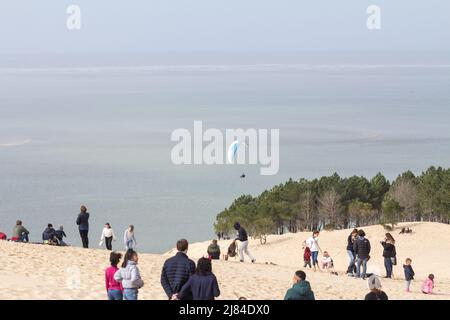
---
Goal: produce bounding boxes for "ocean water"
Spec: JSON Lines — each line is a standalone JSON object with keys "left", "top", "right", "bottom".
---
{"left": 1, "top": 64, "right": 450, "bottom": 252}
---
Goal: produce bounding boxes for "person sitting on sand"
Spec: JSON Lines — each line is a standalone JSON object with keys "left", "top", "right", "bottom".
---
{"left": 161, "top": 239, "right": 196, "bottom": 300}
{"left": 399, "top": 228, "right": 406, "bottom": 235}
{"left": 284, "top": 270, "right": 315, "bottom": 300}
{"left": 175, "top": 257, "right": 220, "bottom": 300}
{"left": 124, "top": 225, "right": 137, "bottom": 250}
{"left": 320, "top": 251, "right": 333, "bottom": 270}
{"left": 306, "top": 231, "right": 321, "bottom": 272}
{"left": 55, "top": 226, "right": 67, "bottom": 246}
{"left": 12, "top": 220, "right": 29, "bottom": 242}
{"left": 105, "top": 251, "right": 123, "bottom": 300}
{"left": 42, "top": 223, "right": 57, "bottom": 245}
{"left": 303, "top": 246, "right": 312, "bottom": 268}
{"left": 232, "top": 222, "right": 256, "bottom": 263}
{"left": 114, "top": 249, "right": 144, "bottom": 300}
{"left": 403, "top": 258, "right": 415, "bottom": 293}
{"left": 207, "top": 239, "right": 221, "bottom": 260}
{"left": 364, "top": 275, "right": 388, "bottom": 300}
{"left": 100, "top": 223, "right": 116, "bottom": 251}
{"left": 422, "top": 274, "right": 434, "bottom": 294}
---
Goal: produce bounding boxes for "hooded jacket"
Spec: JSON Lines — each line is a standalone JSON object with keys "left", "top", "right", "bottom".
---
{"left": 353, "top": 236, "right": 371, "bottom": 259}
{"left": 114, "top": 261, "right": 144, "bottom": 290}
{"left": 403, "top": 264, "right": 415, "bottom": 281}
{"left": 42, "top": 227, "right": 56, "bottom": 241}
{"left": 284, "top": 280, "right": 315, "bottom": 300}
{"left": 234, "top": 223, "right": 248, "bottom": 242}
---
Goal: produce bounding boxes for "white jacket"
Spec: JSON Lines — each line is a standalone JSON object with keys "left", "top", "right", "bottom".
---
{"left": 114, "top": 261, "right": 144, "bottom": 289}
{"left": 100, "top": 227, "right": 116, "bottom": 241}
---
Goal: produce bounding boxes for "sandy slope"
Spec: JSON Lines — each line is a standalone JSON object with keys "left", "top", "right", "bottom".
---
{"left": 0, "top": 222, "right": 448, "bottom": 300}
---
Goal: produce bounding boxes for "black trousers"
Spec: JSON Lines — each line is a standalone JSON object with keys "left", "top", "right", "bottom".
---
{"left": 79, "top": 229, "right": 89, "bottom": 248}
{"left": 105, "top": 236, "right": 113, "bottom": 251}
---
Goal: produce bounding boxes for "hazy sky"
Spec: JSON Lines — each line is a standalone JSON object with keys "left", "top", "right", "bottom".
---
{"left": 0, "top": 0, "right": 449, "bottom": 55}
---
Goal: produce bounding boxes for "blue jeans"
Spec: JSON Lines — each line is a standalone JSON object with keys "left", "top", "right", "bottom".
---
{"left": 108, "top": 289, "right": 123, "bottom": 300}
{"left": 123, "top": 288, "right": 138, "bottom": 300}
{"left": 347, "top": 250, "right": 355, "bottom": 273}
{"left": 384, "top": 257, "right": 393, "bottom": 278}
{"left": 311, "top": 251, "right": 319, "bottom": 266}
{"left": 356, "top": 257, "right": 368, "bottom": 278}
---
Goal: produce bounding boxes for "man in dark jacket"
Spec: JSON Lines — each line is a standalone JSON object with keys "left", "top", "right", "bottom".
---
{"left": 161, "top": 239, "right": 196, "bottom": 300}
{"left": 233, "top": 222, "right": 256, "bottom": 263}
{"left": 353, "top": 229, "right": 371, "bottom": 279}
{"left": 42, "top": 224, "right": 57, "bottom": 243}
{"left": 284, "top": 270, "right": 315, "bottom": 300}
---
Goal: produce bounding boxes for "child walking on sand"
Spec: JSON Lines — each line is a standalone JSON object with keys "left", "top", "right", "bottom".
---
{"left": 403, "top": 258, "right": 415, "bottom": 293}
{"left": 422, "top": 274, "right": 435, "bottom": 294}
{"left": 105, "top": 251, "right": 123, "bottom": 300}
{"left": 303, "top": 246, "right": 312, "bottom": 268}
{"left": 114, "top": 249, "right": 144, "bottom": 300}
{"left": 124, "top": 225, "right": 137, "bottom": 250}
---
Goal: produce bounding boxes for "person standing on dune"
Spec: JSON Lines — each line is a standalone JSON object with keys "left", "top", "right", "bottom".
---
{"left": 232, "top": 222, "right": 256, "bottom": 263}
{"left": 306, "top": 231, "right": 321, "bottom": 271}
{"left": 76, "top": 205, "right": 90, "bottom": 248}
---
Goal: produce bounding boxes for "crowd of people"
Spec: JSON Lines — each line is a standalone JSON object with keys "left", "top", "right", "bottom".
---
{"left": 0, "top": 207, "right": 437, "bottom": 300}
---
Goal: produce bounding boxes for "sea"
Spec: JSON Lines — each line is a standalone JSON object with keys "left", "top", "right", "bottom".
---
{"left": 1, "top": 56, "right": 449, "bottom": 252}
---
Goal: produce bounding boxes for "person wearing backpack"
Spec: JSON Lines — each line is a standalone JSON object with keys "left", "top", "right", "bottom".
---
{"left": 76, "top": 205, "right": 90, "bottom": 248}
{"left": 232, "top": 222, "right": 256, "bottom": 263}
{"left": 161, "top": 239, "right": 196, "bottom": 300}
{"left": 353, "top": 229, "right": 371, "bottom": 280}
{"left": 381, "top": 233, "right": 396, "bottom": 279}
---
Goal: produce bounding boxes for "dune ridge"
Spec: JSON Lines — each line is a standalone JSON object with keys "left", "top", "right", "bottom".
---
{"left": 0, "top": 222, "right": 448, "bottom": 300}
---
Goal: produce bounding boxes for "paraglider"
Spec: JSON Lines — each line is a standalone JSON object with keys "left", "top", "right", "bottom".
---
{"left": 240, "top": 173, "right": 246, "bottom": 178}
{"left": 227, "top": 140, "right": 240, "bottom": 163}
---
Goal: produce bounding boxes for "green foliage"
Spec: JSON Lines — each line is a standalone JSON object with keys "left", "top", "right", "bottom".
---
{"left": 214, "top": 167, "right": 450, "bottom": 241}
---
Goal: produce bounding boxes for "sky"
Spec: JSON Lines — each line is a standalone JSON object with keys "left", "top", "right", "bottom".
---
{"left": 0, "top": 1, "right": 449, "bottom": 65}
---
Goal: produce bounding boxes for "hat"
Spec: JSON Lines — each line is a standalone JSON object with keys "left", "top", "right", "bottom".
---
{"left": 368, "top": 275, "right": 382, "bottom": 290}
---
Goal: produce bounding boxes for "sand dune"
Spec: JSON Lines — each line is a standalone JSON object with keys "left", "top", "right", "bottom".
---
{"left": 0, "top": 222, "right": 448, "bottom": 300}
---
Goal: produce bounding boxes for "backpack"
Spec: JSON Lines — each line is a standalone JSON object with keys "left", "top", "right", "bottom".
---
{"left": 0, "top": 232, "right": 6, "bottom": 240}
{"left": 227, "top": 241, "right": 238, "bottom": 258}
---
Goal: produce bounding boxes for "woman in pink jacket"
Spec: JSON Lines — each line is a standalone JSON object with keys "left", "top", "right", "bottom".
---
{"left": 422, "top": 274, "right": 435, "bottom": 294}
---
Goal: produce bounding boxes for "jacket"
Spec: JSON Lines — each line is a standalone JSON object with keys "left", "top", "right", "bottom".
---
{"left": 353, "top": 236, "right": 371, "bottom": 259}
{"left": 381, "top": 241, "right": 396, "bottom": 258}
{"left": 346, "top": 235, "right": 355, "bottom": 252}
{"left": 403, "top": 265, "right": 415, "bottom": 281}
{"left": 12, "top": 225, "right": 29, "bottom": 238}
{"left": 114, "top": 261, "right": 144, "bottom": 289}
{"left": 76, "top": 212, "right": 90, "bottom": 231}
{"left": 105, "top": 266, "right": 123, "bottom": 292}
{"left": 207, "top": 244, "right": 221, "bottom": 259}
{"left": 303, "top": 248, "right": 311, "bottom": 261}
{"left": 42, "top": 227, "right": 56, "bottom": 241}
{"left": 235, "top": 226, "right": 248, "bottom": 242}
{"left": 161, "top": 252, "right": 196, "bottom": 298}
{"left": 284, "top": 280, "right": 315, "bottom": 300}
{"left": 422, "top": 278, "right": 434, "bottom": 294}
{"left": 178, "top": 272, "right": 220, "bottom": 300}
{"left": 124, "top": 230, "right": 137, "bottom": 249}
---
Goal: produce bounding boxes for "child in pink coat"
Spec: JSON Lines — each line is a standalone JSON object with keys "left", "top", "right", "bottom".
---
{"left": 422, "top": 274, "right": 434, "bottom": 294}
